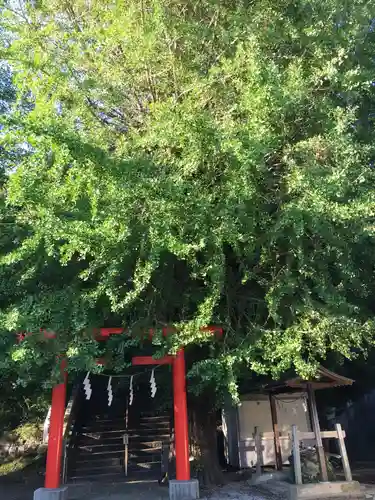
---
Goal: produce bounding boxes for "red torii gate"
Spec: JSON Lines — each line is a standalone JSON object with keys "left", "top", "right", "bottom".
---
{"left": 43, "top": 325, "right": 223, "bottom": 492}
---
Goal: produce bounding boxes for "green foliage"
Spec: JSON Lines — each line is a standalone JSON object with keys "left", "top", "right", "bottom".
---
{"left": 0, "top": 456, "right": 34, "bottom": 476}
{"left": 0, "top": 0, "right": 374, "bottom": 401}
{"left": 9, "top": 423, "right": 43, "bottom": 445}
{"left": 0, "top": 364, "right": 50, "bottom": 429}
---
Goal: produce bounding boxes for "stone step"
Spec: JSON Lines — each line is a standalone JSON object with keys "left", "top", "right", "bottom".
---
{"left": 73, "top": 457, "right": 161, "bottom": 470}
{"left": 87, "top": 415, "right": 170, "bottom": 422}
{"left": 78, "top": 434, "right": 121, "bottom": 444}
{"left": 69, "top": 462, "right": 161, "bottom": 479}
{"left": 68, "top": 468, "right": 161, "bottom": 482}
{"left": 68, "top": 471, "right": 125, "bottom": 482}
{"left": 77, "top": 442, "right": 124, "bottom": 452}
{"left": 74, "top": 449, "right": 124, "bottom": 458}
{"left": 90, "top": 416, "right": 126, "bottom": 422}
{"left": 139, "top": 423, "right": 170, "bottom": 427}
{"left": 77, "top": 441, "right": 164, "bottom": 452}
{"left": 68, "top": 406, "right": 170, "bottom": 484}
{"left": 84, "top": 417, "right": 169, "bottom": 425}
{"left": 75, "top": 449, "right": 161, "bottom": 463}
{"left": 81, "top": 424, "right": 169, "bottom": 433}
{"left": 88, "top": 413, "right": 126, "bottom": 420}
{"left": 78, "top": 437, "right": 168, "bottom": 450}
{"left": 130, "top": 432, "right": 170, "bottom": 439}
{"left": 80, "top": 428, "right": 169, "bottom": 437}
{"left": 128, "top": 442, "right": 164, "bottom": 451}
{"left": 73, "top": 457, "right": 123, "bottom": 469}
{"left": 78, "top": 435, "right": 165, "bottom": 448}
{"left": 82, "top": 421, "right": 126, "bottom": 428}
{"left": 137, "top": 416, "right": 167, "bottom": 421}
{"left": 139, "top": 415, "right": 170, "bottom": 421}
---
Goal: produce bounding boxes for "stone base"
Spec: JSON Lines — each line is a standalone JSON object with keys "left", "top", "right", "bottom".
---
{"left": 288, "top": 481, "right": 362, "bottom": 500}
{"left": 34, "top": 487, "right": 68, "bottom": 500}
{"left": 169, "top": 479, "right": 200, "bottom": 500}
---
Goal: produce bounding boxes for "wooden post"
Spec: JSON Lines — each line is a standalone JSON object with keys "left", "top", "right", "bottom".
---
{"left": 307, "top": 383, "right": 328, "bottom": 481}
{"left": 291, "top": 425, "right": 302, "bottom": 485}
{"left": 254, "top": 426, "right": 262, "bottom": 477}
{"left": 123, "top": 433, "right": 129, "bottom": 476}
{"left": 269, "top": 394, "right": 283, "bottom": 470}
{"left": 335, "top": 423, "right": 352, "bottom": 482}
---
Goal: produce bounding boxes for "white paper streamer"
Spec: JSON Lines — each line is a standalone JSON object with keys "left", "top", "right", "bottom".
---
{"left": 129, "top": 375, "right": 134, "bottom": 406}
{"left": 302, "top": 398, "right": 308, "bottom": 413}
{"left": 83, "top": 372, "right": 92, "bottom": 400}
{"left": 150, "top": 369, "right": 157, "bottom": 398}
{"left": 107, "top": 376, "right": 113, "bottom": 406}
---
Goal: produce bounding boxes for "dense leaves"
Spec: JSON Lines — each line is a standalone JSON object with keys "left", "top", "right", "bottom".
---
{"left": 0, "top": 0, "right": 374, "bottom": 398}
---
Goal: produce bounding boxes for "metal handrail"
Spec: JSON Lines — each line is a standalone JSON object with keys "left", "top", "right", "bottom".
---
{"left": 43, "top": 407, "right": 52, "bottom": 444}
{"left": 61, "top": 385, "right": 81, "bottom": 484}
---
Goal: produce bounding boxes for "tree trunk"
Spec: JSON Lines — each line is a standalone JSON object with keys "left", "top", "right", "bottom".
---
{"left": 189, "top": 395, "right": 223, "bottom": 486}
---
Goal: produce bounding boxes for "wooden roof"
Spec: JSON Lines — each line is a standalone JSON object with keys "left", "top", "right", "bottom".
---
{"left": 265, "top": 365, "right": 354, "bottom": 392}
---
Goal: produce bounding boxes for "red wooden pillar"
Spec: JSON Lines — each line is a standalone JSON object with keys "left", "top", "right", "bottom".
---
{"left": 45, "top": 360, "right": 67, "bottom": 489}
{"left": 173, "top": 349, "right": 190, "bottom": 481}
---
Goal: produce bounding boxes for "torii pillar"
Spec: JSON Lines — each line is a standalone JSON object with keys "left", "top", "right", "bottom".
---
{"left": 34, "top": 360, "right": 68, "bottom": 500}
{"left": 133, "top": 349, "right": 199, "bottom": 499}
{"left": 32, "top": 325, "right": 220, "bottom": 500}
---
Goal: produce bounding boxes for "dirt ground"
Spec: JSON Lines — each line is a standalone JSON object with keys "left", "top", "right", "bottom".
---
{"left": 0, "top": 472, "right": 281, "bottom": 500}
{"left": 0, "top": 479, "right": 280, "bottom": 500}
{"left": 2, "top": 463, "right": 375, "bottom": 500}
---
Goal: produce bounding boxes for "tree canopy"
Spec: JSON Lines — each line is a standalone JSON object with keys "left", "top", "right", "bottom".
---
{"left": 0, "top": 0, "right": 374, "bottom": 399}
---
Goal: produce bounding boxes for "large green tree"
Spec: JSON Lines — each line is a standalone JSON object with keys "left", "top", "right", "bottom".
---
{"left": 1, "top": 0, "right": 375, "bottom": 481}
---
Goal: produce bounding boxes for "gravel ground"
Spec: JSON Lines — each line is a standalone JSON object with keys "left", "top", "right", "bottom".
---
{"left": 206, "top": 482, "right": 285, "bottom": 500}
{"left": 0, "top": 478, "right": 284, "bottom": 500}
{"left": 69, "top": 480, "right": 281, "bottom": 500}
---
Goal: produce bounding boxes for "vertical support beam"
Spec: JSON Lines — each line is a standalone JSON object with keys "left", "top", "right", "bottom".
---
{"left": 335, "top": 423, "right": 352, "bottom": 482}
{"left": 269, "top": 394, "right": 283, "bottom": 470}
{"left": 291, "top": 425, "right": 302, "bottom": 485}
{"left": 254, "top": 426, "right": 262, "bottom": 477}
{"left": 173, "top": 349, "right": 190, "bottom": 481}
{"left": 307, "top": 383, "right": 328, "bottom": 482}
{"left": 45, "top": 360, "right": 67, "bottom": 489}
{"left": 123, "top": 433, "right": 129, "bottom": 477}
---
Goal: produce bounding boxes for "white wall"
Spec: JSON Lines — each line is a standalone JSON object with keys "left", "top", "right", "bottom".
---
{"left": 237, "top": 393, "right": 311, "bottom": 467}
{"left": 238, "top": 398, "right": 273, "bottom": 439}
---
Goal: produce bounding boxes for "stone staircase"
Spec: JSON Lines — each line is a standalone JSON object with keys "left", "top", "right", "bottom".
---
{"left": 127, "top": 412, "right": 171, "bottom": 479}
{"left": 67, "top": 376, "right": 171, "bottom": 483}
